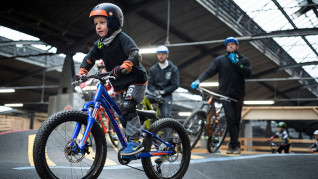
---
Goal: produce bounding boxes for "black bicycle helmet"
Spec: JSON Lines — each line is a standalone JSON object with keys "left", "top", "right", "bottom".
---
{"left": 89, "top": 3, "right": 124, "bottom": 34}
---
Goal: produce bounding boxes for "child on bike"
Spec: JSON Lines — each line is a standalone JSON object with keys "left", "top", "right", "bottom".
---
{"left": 268, "top": 122, "right": 291, "bottom": 153}
{"left": 309, "top": 130, "right": 318, "bottom": 153}
{"left": 75, "top": 3, "right": 148, "bottom": 156}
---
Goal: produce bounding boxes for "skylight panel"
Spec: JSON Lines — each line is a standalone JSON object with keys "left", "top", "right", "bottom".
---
{"left": 233, "top": 0, "right": 318, "bottom": 78}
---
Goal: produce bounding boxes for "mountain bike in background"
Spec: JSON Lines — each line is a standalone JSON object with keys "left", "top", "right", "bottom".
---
{"left": 183, "top": 87, "right": 237, "bottom": 153}
{"left": 139, "top": 92, "right": 165, "bottom": 129}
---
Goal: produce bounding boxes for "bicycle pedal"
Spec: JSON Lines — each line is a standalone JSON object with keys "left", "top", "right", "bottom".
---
{"left": 121, "top": 154, "right": 138, "bottom": 160}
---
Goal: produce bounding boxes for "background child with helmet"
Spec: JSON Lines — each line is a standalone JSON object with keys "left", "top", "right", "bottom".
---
{"left": 74, "top": 3, "right": 148, "bottom": 156}
{"left": 268, "top": 122, "right": 291, "bottom": 153}
{"left": 309, "top": 130, "right": 318, "bottom": 153}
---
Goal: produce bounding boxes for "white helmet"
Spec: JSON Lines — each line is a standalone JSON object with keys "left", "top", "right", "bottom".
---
{"left": 314, "top": 130, "right": 318, "bottom": 135}
{"left": 156, "top": 45, "right": 169, "bottom": 54}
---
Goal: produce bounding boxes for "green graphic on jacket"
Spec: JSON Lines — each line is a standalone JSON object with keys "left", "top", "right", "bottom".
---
{"left": 166, "top": 72, "right": 172, "bottom": 80}
{"left": 97, "top": 41, "right": 104, "bottom": 49}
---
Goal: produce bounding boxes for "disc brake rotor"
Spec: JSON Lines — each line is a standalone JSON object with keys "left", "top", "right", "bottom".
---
{"left": 64, "top": 140, "right": 85, "bottom": 163}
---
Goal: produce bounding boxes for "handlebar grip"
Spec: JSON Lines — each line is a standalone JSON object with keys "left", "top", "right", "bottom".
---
{"left": 121, "top": 68, "right": 128, "bottom": 75}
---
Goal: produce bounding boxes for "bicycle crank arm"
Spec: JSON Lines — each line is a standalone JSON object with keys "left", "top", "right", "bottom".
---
{"left": 138, "top": 151, "right": 174, "bottom": 158}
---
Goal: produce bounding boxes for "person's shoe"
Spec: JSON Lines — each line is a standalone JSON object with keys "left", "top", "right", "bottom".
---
{"left": 121, "top": 141, "right": 144, "bottom": 156}
{"left": 226, "top": 146, "right": 233, "bottom": 154}
{"left": 233, "top": 146, "right": 241, "bottom": 154}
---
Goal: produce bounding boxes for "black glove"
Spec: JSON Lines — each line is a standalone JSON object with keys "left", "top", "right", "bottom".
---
{"left": 153, "top": 90, "right": 165, "bottom": 96}
{"left": 111, "top": 66, "right": 124, "bottom": 77}
{"left": 74, "top": 74, "right": 87, "bottom": 82}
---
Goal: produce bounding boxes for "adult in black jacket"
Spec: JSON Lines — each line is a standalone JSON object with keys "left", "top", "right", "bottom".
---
{"left": 148, "top": 46, "right": 179, "bottom": 118}
{"left": 191, "top": 37, "right": 251, "bottom": 154}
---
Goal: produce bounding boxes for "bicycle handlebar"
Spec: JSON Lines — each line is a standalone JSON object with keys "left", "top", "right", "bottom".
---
{"left": 145, "top": 92, "right": 166, "bottom": 101}
{"left": 72, "top": 72, "right": 114, "bottom": 85}
{"left": 198, "top": 86, "right": 237, "bottom": 102}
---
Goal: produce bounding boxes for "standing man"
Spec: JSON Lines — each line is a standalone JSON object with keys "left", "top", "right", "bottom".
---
{"left": 191, "top": 37, "right": 251, "bottom": 154}
{"left": 148, "top": 45, "right": 179, "bottom": 118}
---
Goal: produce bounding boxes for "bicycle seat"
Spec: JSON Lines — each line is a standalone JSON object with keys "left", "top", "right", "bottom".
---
{"left": 136, "top": 109, "right": 156, "bottom": 119}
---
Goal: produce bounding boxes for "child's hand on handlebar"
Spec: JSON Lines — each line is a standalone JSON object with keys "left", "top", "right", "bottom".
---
{"left": 73, "top": 74, "right": 87, "bottom": 84}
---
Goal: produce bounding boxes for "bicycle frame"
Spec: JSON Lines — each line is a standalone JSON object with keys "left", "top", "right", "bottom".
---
{"left": 140, "top": 96, "right": 160, "bottom": 129}
{"left": 70, "top": 83, "right": 175, "bottom": 158}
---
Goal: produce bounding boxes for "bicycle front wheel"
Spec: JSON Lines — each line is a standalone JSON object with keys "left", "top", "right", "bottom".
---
{"left": 142, "top": 118, "right": 191, "bottom": 179}
{"left": 207, "top": 116, "right": 227, "bottom": 153}
{"left": 183, "top": 109, "right": 206, "bottom": 150}
{"left": 33, "top": 110, "right": 107, "bottom": 179}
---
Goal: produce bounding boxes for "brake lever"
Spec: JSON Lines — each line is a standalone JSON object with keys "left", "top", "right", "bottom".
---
{"left": 102, "top": 76, "right": 116, "bottom": 80}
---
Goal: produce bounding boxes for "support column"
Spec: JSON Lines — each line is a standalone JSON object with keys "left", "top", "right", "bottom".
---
{"left": 29, "top": 112, "right": 34, "bottom": 129}
{"left": 58, "top": 53, "right": 75, "bottom": 94}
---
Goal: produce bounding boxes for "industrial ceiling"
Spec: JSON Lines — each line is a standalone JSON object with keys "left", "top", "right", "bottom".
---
{"left": 0, "top": 0, "right": 318, "bottom": 135}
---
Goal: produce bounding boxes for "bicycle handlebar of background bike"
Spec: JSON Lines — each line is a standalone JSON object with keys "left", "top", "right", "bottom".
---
{"left": 198, "top": 86, "right": 237, "bottom": 102}
{"left": 145, "top": 92, "right": 166, "bottom": 102}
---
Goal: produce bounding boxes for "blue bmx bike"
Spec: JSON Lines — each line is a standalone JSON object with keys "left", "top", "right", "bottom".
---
{"left": 33, "top": 72, "right": 191, "bottom": 179}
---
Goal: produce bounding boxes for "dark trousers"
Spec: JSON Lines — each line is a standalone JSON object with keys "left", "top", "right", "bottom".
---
{"left": 148, "top": 94, "right": 173, "bottom": 118}
{"left": 277, "top": 144, "right": 291, "bottom": 153}
{"left": 158, "top": 95, "right": 172, "bottom": 118}
{"left": 222, "top": 99, "right": 243, "bottom": 148}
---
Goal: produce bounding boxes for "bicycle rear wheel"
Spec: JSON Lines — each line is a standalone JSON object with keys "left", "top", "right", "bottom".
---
{"left": 207, "top": 116, "right": 227, "bottom": 153}
{"left": 142, "top": 118, "right": 191, "bottom": 179}
{"left": 33, "top": 110, "right": 107, "bottom": 179}
{"left": 183, "top": 110, "right": 206, "bottom": 150}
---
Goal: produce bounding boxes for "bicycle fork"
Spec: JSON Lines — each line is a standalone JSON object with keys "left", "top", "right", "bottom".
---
{"left": 69, "top": 102, "right": 100, "bottom": 153}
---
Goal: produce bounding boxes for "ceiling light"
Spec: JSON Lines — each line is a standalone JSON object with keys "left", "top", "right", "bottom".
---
{"left": 244, "top": 100, "right": 275, "bottom": 105}
{"left": 0, "top": 106, "right": 13, "bottom": 113}
{"left": 4, "top": 103, "right": 23, "bottom": 107}
{"left": 200, "top": 82, "right": 219, "bottom": 87}
{"left": 0, "top": 89, "right": 15, "bottom": 93}
{"left": 178, "top": 112, "right": 192, "bottom": 116}
{"left": 139, "top": 48, "right": 157, "bottom": 54}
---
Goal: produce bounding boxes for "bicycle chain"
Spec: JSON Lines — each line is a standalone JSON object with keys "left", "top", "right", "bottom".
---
{"left": 125, "top": 164, "right": 144, "bottom": 172}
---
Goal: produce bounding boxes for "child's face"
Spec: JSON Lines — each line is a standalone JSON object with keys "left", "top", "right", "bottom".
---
{"left": 278, "top": 127, "right": 283, "bottom": 132}
{"left": 315, "top": 135, "right": 318, "bottom": 140}
{"left": 94, "top": 16, "right": 108, "bottom": 37}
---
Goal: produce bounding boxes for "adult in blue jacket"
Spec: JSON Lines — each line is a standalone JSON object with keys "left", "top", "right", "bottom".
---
{"left": 191, "top": 37, "right": 251, "bottom": 154}
{"left": 148, "top": 46, "right": 179, "bottom": 118}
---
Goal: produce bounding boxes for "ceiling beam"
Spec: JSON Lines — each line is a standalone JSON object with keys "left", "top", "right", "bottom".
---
{"left": 137, "top": 10, "right": 223, "bottom": 70}
{"left": 0, "top": 64, "right": 58, "bottom": 86}
{"left": 0, "top": 40, "right": 47, "bottom": 46}
{"left": 177, "top": 44, "right": 224, "bottom": 69}
{"left": 250, "top": 61, "right": 318, "bottom": 78}
{"left": 136, "top": 10, "right": 208, "bottom": 52}
{"left": 165, "top": 28, "right": 318, "bottom": 47}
